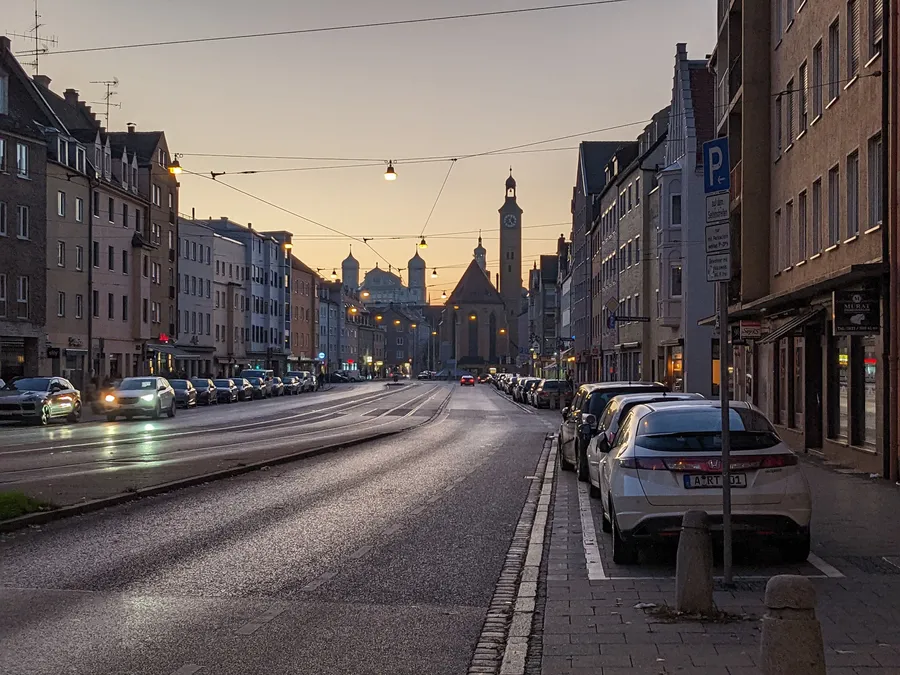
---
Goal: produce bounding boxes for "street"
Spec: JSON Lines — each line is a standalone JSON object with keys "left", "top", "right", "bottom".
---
{"left": 0, "top": 383, "right": 557, "bottom": 675}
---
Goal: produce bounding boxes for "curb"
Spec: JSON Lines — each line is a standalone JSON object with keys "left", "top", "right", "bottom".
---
{"left": 1, "top": 388, "right": 453, "bottom": 534}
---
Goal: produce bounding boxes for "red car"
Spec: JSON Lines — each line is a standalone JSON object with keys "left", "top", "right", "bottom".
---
{"left": 460, "top": 375, "right": 475, "bottom": 386}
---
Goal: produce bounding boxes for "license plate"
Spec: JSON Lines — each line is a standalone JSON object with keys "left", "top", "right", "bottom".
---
{"left": 683, "top": 473, "right": 748, "bottom": 489}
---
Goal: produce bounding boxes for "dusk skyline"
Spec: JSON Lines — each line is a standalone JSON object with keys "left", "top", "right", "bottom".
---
{"left": 4, "top": 0, "right": 717, "bottom": 295}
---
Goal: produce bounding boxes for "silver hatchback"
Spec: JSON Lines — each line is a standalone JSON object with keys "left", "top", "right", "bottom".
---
{"left": 105, "top": 377, "right": 176, "bottom": 421}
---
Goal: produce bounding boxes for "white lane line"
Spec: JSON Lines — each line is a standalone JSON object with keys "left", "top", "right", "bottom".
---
{"left": 427, "top": 494, "right": 441, "bottom": 503}
{"left": 576, "top": 481, "right": 607, "bottom": 581}
{"left": 607, "top": 575, "right": 831, "bottom": 581}
{"left": 169, "top": 665, "right": 203, "bottom": 674}
{"left": 300, "top": 571, "right": 337, "bottom": 592}
{"left": 236, "top": 605, "right": 287, "bottom": 635}
{"left": 808, "top": 553, "right": 845, "bottom": 578}
{"left": 410, "top": 505, "right": 426, "bottom": 515}
{"left": 384, "top": 523, "right": 402, "bottom": 535}
{"left": 348, "top": 546, "right": 372, "bottom": 559}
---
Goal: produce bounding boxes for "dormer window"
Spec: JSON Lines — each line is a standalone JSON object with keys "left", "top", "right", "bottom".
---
{"left": 57, "top": 137, "right": 68, "bottom": 165}
{"left": 122, "top": 155, "right": 128, "bottom": 187}
{"left": 0, "top": 72, "right": 7, "bottom": 115}
{"left": 131, "top": 162, "right": 137, "bottom": 191}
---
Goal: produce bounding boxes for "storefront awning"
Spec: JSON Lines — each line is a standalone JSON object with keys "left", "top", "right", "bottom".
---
{"left": 760, "top": 308, "right": 825, "bottom": 344}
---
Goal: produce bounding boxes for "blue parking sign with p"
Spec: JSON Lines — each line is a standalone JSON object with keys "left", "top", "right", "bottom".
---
{"left": 703, "top": 138, "right": 731, "bottom": 194}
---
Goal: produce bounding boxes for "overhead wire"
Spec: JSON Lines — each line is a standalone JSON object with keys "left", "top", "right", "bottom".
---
{"left": 420, "top": 159, "right": 456, "bottom": 239}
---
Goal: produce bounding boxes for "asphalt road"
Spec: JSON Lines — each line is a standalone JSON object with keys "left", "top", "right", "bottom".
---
{"left": 0, "top": 382, "right": 455, "bottom": 506}
{"left": 0, "top": 384, "right": 559, "bottom": 675}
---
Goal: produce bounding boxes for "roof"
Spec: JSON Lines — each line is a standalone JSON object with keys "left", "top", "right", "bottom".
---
{"left": 291, "top": 256, "right": 317, "bottom": 276}
{"left": 0, "top": 38, "right": 60, "bottom": 139}
{"left": 688, "top": 63, "right": 715, "bottom": 158}
{"left": 408, "top": 250, "right": 425, "bottom": 268}
{"left": 577, "top": 381, "right": 667, "bottom": 394}
{"left": 447, "top": 259, "right": 505, "bottom": 306}
{"left": 640, "top": 400, "right": 754, "bottom": 412}
{"left": 106, "top": 130, "right": 164, "bottom": 164}
{"left": 578, "top": 141, "right": 629, "bottom": 195}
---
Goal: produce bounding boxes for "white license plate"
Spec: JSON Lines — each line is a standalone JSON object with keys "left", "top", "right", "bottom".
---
{"left": 683, "top": 473, "right": 748, "bottom": 489}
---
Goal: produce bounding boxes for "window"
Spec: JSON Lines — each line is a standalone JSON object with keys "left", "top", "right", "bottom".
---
{"left": 670, "top": 264, "right": 683, "bottom": 297}
{"left": 92, "top": 290, "right": 99, "bottom": 318}
{"left": 16, "top": 143, "right": 28, "bottom": 177}
{"left": 92, "top": 191, "right": 100, "bottom": 217}
{"left": 191, "top": 241, "right": 197, "bottom": 260}
{"left": 832, "top": 335, "right": 850, "bottom": 440}
{"left": 191, "top": 276, "right": 197, "bottom": 295}
{"left": 775, "top": 0, "right": 784, "bottom": 40}
{"left": 671, "top": 194, "right": 682, "bottom": 226}
{"left": 135, "top": 209, "right": 142, "bottom": 233}
{"left": 847, "top": 150, "right": 860, "bottom": 237}
{"left": 0, "top": 137, "right": 5, "bottom": 172}
{"left": 122, "top": 295, "right": 128, "bottom": 322}
{"left": 58, "top": 138, "right": 69, "bottom": 166}
{"left": 784, "top": 201, "right": 794, "bottom": 269}
{"left": 775, "top": 95, "right": 783, "bottom": 154}
{"left": 0, "top": 274, "right": 5, "bottom": 317}
{"left": 0, "top": 76, "right": 6, "bottom": 115}
{"left": 634, "top": 235, "right": 640, "bottom": 264}
{"left": 122, "top": 250, "right": 129, "bottom": 275}
{"left": 635, "top": 177, "right": 641, "bottom": 204}
{"left": 122, "top": 203, "right": 128, "bottom": 229}
{"left": 108, "top": 246, "right": 115, "bottom": 271}
{"left": 57, "top": 241, "right": 65, "bottom": 267}
{"left": 142, "top": 254, "right": 149, "bottom": 278}
{"left": 16, "top": 205, "right": 29, "bottom": 239}
{"left": 798, "top": 190, "right": 808, "bottom": 261}
{"left": 107, "top": 293, "right": 114, "bottom": 319}
{"left": 92, "top": 241, "right": 99, "bottom": 268}
{"left": 868, "top": 133, "right": 883, "bottom": 228}
{"left": 829, "top": 18, "right": 841, "bottom": 102}
{"left": 828, "top": 165, "right": 841, "bottom": 246}
{"left": 152, "top": 184, "right": 161, "bottom": 206}
{"left": 206, "top": 279, "right": 211, "bottom": 298}
{"left": 17, "top": 276, "right": 28, "bottom": 319}
{"left": 57, "top": 191, "right": 66, "bottom": 217}
{"left": 812, "top": 178, "right": 823, "bottom": 252}
{"left": 848, "top": 0, "right": 861, "bottom": 77}
{"left": 798, "top": 62, "right": 808, "bottom": 132}
{"left": 75, "top": 294, "right": 83, "bottom": 319}
{"left": 0, "top": 202, "right": 6, "bottom": 236}
{"left": 168, "top": 192, "right": 173, "bottom": 209}
{"left": 57, "top": 291, "right": 65, "bottom": 317}
{"left": 75, "top": 245, "right": 84, "bottom": 271}
{"left": 396, "top": 337, "right": 404, "bottom": 345}
{"left": 786, "top": 78, "right": 795, "bottom": 145}
{"left": 872, "top": 0, "right": 884, "bottom": 56}
{"left": 142, "top": 298, "right": 149, "bottom": 323}
{"left": 76, "top": 147, "right": 86, "bottom": 174}
{"left": 774, "top": 209, "right": 783, "bottom": 270}
{"left": 75, "top": 197, "right": 83, "bottom": 223}
{"left": 627, "top": 241, "right": 633, "bottom": 267}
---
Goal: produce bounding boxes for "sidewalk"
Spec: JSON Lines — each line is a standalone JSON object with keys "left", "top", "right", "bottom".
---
{"left": 535, "top": 452, "right": 900, "bottom": 674}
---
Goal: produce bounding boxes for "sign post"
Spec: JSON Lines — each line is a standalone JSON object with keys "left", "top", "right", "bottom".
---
{"left": 703, "top": 137, "right": 734, "bottom": 585}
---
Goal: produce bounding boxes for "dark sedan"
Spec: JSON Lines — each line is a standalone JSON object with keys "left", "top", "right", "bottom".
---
{"left": 281, "top": 375, "right": 301, "bottom": 395}
{"left": 0, "top": 376, "right": 83, "bottom": 425}
{"left": 190, "top": 378, "right": 218, "bottom": 406}
{"left": 233, "top": 377, "right": 254, "bottom": 401}
{"left": 270, "top": 377, "right": 285, "bottom": 397}
{"left": 213, "top": 379, "right": 239, "bottom": 403}
{"left": 168, "top": 379, "right": 197, "bottom": 408}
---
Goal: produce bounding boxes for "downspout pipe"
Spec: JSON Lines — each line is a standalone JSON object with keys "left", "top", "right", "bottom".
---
{"left": 885, "top": 0, "right": 897, "bottom": 481}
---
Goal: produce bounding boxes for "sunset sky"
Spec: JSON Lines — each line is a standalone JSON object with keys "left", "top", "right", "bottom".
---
{"left": 4, "top": 0, "right": 716, "bottom": 297}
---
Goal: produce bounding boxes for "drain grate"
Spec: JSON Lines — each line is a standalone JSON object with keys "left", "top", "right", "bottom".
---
{"left": 841, "top": 556, "right": 900, "bottom": 575}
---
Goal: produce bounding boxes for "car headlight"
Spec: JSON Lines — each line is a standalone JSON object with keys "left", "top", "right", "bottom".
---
{"left": 105, "top": 394, "right": 116, "bottom": 403}
{"left": 140, "top": 394, "right": 155, "bottom": 402}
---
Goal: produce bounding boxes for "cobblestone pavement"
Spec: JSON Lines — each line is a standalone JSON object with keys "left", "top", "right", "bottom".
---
{"left": 535, "top": 452, "right": 900, "bottom": 674}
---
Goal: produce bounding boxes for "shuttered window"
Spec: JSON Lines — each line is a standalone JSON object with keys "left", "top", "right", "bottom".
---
{"left": 799, "top": 62, "right": 809, "bottom": 131}
{"left": 872, "top": 0, "right": 884, "bottom": 55}
{"left": 848, "top": 0, "right": 861, "bottom": 77}
{"left": 828, "top": 19, "right": 841, "bottom": 101}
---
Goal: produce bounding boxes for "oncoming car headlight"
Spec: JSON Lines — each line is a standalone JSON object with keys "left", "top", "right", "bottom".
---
{"left": 105, "top": 394, "right": 116, "bottom": 403}
{"left": 140, "top": 394, "right": 155, "bottom": 402}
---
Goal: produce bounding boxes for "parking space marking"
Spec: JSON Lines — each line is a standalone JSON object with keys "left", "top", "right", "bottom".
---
{"left": 576, "top": 481, "right": 606, "bottom": 581}
{"left": 808, "top": 553, "right": 845, "bottom": 578}
{"left": 348, "top": 546, "right": 372, "bottom": 559}
{"left": 300, "top": 571, "right": 337, "bottom": 592}
{"left": 236, "top": 605, "right": 287, "bottom": 635}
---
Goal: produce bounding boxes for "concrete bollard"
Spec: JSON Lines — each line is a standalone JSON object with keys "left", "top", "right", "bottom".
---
{"left": 675, "top": 510, "right": 715, "bottom": 614}
{"left": 759, "top": 575, "right": 826, "bottom": 675}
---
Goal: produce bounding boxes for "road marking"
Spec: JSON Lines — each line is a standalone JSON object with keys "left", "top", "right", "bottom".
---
{"left": 300, "top": 571, "right": 337, "bottom": 592}
{"left": 236, "top": 605, "right": 287, "bottom": 635}
{"left": 427, "top": 494, "right": 441, "bottom": 503}
{"left": 348, "top": 546, "right": 372, "bottom": 559}
{"left": 169, "top": 665, "right": 203, "bottom": 674}
{"left": 384, "top": 523, "right": 402, "bottom": 535}
{"left": 576, "top": 481, "right": 607, "bottom": 581}
{"left": 410, "top": 505, "right": 426, "bottom": 515}
{"left": 808, "top": 553, "right": 845, "bottom": 578}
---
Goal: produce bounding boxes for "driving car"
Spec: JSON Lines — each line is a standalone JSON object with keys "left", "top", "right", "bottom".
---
{"left": 281, "top": 375, "right": 301, "bottom": 395}
{"left": 559, "top": 381, "right": 668, "bottom": 481}
{"left": 593, "top": 401, "right": 811, "bottom": 565}
{"left": 168, "top": 379, "right": 197, "bottom": 408}
{"left": 191, "top": 378, "right": 218, "bottom": 406}
{"left": 213, "top": 379, "right": 239, "bottom": 403}
{"left": 460, "top": 375, "right": 475, "bottom": 386}
{"left": 233, "top": 377, "right": 254, "bottom": 401}
{"left": 105, "top": 377, "right": 176, "bottom": 421}
{"left": 269, "top": 377, "right": 285, "bottom": 396}
{"left": 0, "top": 376, "right": 83, "bottom": 425}
{"left": 584, "top": 392, "right": 705, "bottom": 497}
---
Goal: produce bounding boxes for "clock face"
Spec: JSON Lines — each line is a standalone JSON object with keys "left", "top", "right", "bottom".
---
{"left": 503, "top": 214, "right": 518, "bottom": 229}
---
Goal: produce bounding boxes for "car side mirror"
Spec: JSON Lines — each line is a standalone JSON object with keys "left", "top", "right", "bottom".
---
{"left": 598, "top": 436, "right": 611, "bottom": 453}
{"left": 582, "top": 413, "right": 597, "bottom": 429}
{"left": 579, "top": 423, "right": 592, "bottom": 436}
{"left": 561, "top": 407, "right": 569, "bottom": 418}
{"left": 158, "top": 386, "right": 166, "bottom": 392}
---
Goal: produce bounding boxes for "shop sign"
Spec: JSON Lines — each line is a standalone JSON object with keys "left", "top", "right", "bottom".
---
{"left": 833, "top": 289, "right": 880, "bottom": 335}
{"left": 46, "top": 347, "right": 61, "bottom": 359}
{"left": 739, "top": 321, "right": 762, "bottom": 339}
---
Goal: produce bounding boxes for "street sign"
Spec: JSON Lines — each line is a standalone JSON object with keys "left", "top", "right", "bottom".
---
{"left": 613, "top": 316, "right": 651, "bottom": 323}
{"left": 833, "top": 289, "right": 881, "bottom": 334}
{"left": 739, "top": 321, "right": 762, "bottom": 339}
{"left": 706, "top": 252, "right": 732, "bottom": 282}
{"left": 705, "top": 223, "right": 731, "bottom": 253}
{"left": 604, "top": 297, "right": 619, "bottom": 314}
{"left": 706, "top": 193, "right": 730, "bottom": 224}
{"left": 318, "top": 352, "right": 326, "bottom": 360}
{"left": 703, "top": 138, "right": 731, "bottom": 194}
{"left": 606, "top": 314, "right": 616, "bottom": 329}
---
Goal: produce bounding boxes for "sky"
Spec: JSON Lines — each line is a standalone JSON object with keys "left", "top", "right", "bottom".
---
{"left": 4, "top": 0, "right": 717, "bottom": 298}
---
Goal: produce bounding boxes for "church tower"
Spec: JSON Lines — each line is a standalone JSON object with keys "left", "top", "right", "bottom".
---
{"left": 474, "top": 233, "right": 487, "bottom": 277}
{"left": 342, "top": 247, "right": 359, "bottom": 290}
{"left": 499, "top": 169, "right": 523, "bottom": 359}
{"left": 408, "top": 250, "right": 426, "bottom": 305}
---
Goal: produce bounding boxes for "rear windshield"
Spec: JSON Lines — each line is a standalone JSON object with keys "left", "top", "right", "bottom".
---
{"left": 635, "top": 408, "right": 780, "bottom": 451}
{"left": 169, "top": 380, "right": 188, "bottom": 388}
{"left": 214, "top": 380, "right": 232, "bottom": 387}
{"left": 587, "top": 387, "right": 666, "bottom": 416}
{"left": 540, "top": 380, "right": 563, "bottom": 391}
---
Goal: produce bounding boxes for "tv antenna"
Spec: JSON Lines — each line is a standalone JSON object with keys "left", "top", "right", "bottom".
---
{"left": 89, "top": 78, "right": 120, "bottom": 128}
{"left": 8, "top": 0, "right": 58, "bottom": 75}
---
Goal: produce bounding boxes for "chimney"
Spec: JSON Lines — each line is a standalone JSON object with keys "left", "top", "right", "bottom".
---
{"left": 247, "top": 222, "right": 252, "bottom": 230}
{"left": 64, "top": 88, "right": 79, "bottom": 105}
{"left": 495, "top": 273, "right": 500, "bottom": 289}
{"left": 127, "top": 122, "right": 136, "bottom": 133}
{"left": 33, "top": 75, "right": 51, "bottom": 89}
{"left": 0, "top": 37, "right": 11, "bottom": 53}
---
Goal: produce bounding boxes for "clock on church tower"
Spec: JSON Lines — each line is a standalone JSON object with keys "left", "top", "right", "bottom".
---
{"left": 499, "top": 170, "right": 523, "bottom": 359}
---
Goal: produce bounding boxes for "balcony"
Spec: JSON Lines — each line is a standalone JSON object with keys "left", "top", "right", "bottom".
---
{"left": 730, "top": 160, "right": 742, "bottom": 205}
{"left": 729, "top": 55, "right": 742, "bottom": 98}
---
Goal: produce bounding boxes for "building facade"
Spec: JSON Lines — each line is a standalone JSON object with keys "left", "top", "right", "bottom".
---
{"left": 212, "top": 230, "right": 247, "bottom": 377}
{"left": 176, "top": 219, "right": 216, "bottom": 376}
{"left": 290, "top": 256, "right": 318, "bottom": 370}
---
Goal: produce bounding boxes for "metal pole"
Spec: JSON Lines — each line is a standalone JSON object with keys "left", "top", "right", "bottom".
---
{"left": 719, "top": 280, "right": 733, "bottom": 584}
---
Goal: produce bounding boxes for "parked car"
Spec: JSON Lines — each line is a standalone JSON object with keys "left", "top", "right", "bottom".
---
{"left": 213, "top": 379, "right": 239, "bottom": 403}
{"left": 105, "top": 377, "right": 176, "bottom": 421}
{"left": 532, "top": 379, "right": 566, "bottom": 408}
{"left": 329, "top": 371, "right": 349, "bottom": 383}
{"left": 417, "top": 371, "right": 432, "bottom": 380}
{"left": 233, "top": 378, "right": 254, "bottom": 401}
{"left": 286, "top": 371, "right": 315, "bottom": 392}
{"left": 246, "top": 376, "right": 268, "bottom": 399}
{"left": 269, "top": 377, "right": 285, "bottom": 397}
{"left": 0, "top": 376, "right": 83, "bottom": 425}
{"left": 281, "top": 376, "right": 301, "bottom": 395}
{"left": 559, "top": 381, "right": 669, "bottom": 481}
{"left": 191, "top": 378, "right": 218, "bottom": 406}
{"left": 341, "top": 370, "right": 362, "bottom": 382}
{"left": 168, "top": 379, "right": 197, "bottom": 408}
{"left": 517, "top": 378, "right": 540, "bottom": 403}
{"left": 592, "top": 400, "right": 811, "bottom": 565}
{"left": 460, "top": 375, "right": 475, "bottom": 386}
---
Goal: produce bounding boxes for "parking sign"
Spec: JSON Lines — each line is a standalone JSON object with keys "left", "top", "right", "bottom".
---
{"left": 703, "top": 138, "right": 731, "bottom": 194}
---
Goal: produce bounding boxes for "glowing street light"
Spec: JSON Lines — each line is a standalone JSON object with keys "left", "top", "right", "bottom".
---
{"left": 418, "top": 236, "right": 428, "bottom": 249}
{"left": 167, "top": 155, "right": 183, "bottom": 175}
{"left": 441, "top": 290, "right": 447, "bottom": 299}
{"left": 431, "top": 268, "right": 438, "bottom": 278}
{"left": 384, "top": 161, "right": 397, "bottom": 181}
{"left": 330, "top": 269, "right": 338, "bottom": 281}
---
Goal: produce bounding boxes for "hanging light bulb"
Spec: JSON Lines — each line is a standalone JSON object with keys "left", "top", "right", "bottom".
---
{"left": 441, "top": 290, "right": 447, "bottom": 299}
{"left": 431, "top": 268, "right": 438, "bottom": 278}
{"left": 418, "top": 236, "right": 427, "bottom": 249}
{"left": 384, "top": 161, "right": 397, "bottom": 181}
{"left": 330, "top": 269, "right": 338, "bottom": 281}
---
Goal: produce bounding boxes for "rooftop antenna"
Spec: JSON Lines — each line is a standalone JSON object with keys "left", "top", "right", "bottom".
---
{"left": 8, "top": 0, "right": 58, "bottom": 75}
{"left": 89, "top": 78, "right": 120, "bottom": 128}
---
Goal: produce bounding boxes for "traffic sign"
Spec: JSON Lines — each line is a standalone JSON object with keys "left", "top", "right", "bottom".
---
{"left": 614, "top": 316, "right": 651, "bottom": 323}
{"left": 606, "top": 314, "right": 616, "bottom": 329}
{"left": 706, "top": 252, "right": 732, "bottom": 282}
{"left": 705, "top": 223, "right": 731, "bottom": 254}
{"left": 318, "top": 352, "right": 326, "bottom": 360}
{"left": 703, "top": 138, "right": 731, "bottom": 194}
{"left": 604, "top": 297, "right": 619, "bottom": 314}
{"left": 706, "top": 192, "right": 730, "bottom": 224}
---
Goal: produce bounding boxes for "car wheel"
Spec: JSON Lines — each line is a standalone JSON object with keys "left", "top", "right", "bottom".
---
{"left": 106, "top": 413, "right": 117, "bottom": 422}
{"left": 782, "top": 529, "right": 811, "bottom": 564}
{"left": 167, "top": 400, "right": 176, "bottom": 418}
{"left": 589, "top": 479, "right": 602, "bottom": 499}
{"left": 559, "top": 444, "right": 575, "bottom": 472}
{"left": 36, "top": 405, "right": 51, "bottom": 426}
{"left": 611, "top": 504, "right": 638, "bottom": 565}
{"left": 151, "top": 401, "right": 161, "bottom": 420}
{"left": 600, "top": 497, "right": 612, "bottom": 533}
{"left": 67, "top": 402, "right": 82, "bottom": 423}
{"left": 576, "top": 442, "right": 589, "bottom": 483}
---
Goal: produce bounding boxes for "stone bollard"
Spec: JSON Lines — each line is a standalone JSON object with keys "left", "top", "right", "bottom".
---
{"left": 759, "top": 575, "right": 826, "bottom": 675}
{"left": 675, "top": 510, "right": 715, "bottom": 614}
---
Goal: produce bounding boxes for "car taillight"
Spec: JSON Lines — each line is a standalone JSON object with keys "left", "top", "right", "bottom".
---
{"left": 624, "top": 454, "right": 799, "bottom": 473}
{"left": 757, "top": 453, "right": 798, "bottom": 468}
{"left": 619, "top": 457, "right": 667, "bottom": 470}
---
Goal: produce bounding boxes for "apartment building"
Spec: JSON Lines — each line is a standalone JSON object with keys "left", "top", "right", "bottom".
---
{"left": 714, "top": 0, "right": 885, "bottom": 472}
{"left": 175, "top": 219, "right": 216, "bottom": 376}
{"left": 318, "top": 280, "right": 341, "bottom": 373}
{"left": 289, "top": 255, "right": 318, "bottom": 370}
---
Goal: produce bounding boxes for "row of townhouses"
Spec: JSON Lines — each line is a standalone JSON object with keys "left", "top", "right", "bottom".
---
{"left": 536, "top": 0, "right": 891, "bottom": 476}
